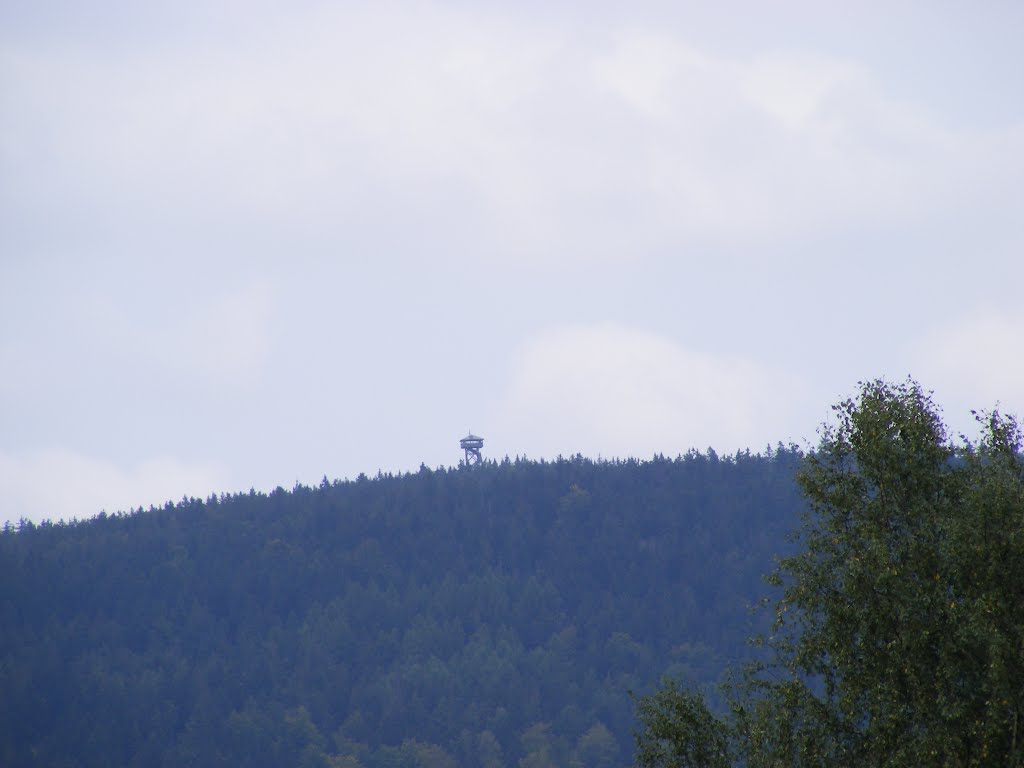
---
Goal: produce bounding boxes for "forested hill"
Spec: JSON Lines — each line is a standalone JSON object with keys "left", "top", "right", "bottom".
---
{"left": 1, "top": 449, "right": 805, "bottom": 768}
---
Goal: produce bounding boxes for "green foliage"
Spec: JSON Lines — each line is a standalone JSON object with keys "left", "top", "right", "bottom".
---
{"left": 637, "top": 379, "right": 1024, "bottom": 767}
{"left": 634, "top": 680, "right": 729, "bottom": 768}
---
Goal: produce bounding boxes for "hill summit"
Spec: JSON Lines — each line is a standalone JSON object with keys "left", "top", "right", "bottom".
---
{"left": 1, "top": 449, "right": 804, "bottom": 768}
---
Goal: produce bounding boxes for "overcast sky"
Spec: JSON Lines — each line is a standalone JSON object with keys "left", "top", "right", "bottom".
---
{"left": 2, "top": 1, "right": 1022, "bottom": 525}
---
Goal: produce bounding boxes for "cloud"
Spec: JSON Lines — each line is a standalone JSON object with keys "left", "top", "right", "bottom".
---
{"left": 915, "top": 309, "right": 1024, "bottom": 434}
{"left": 590, "top": 32, "right": 995, "bottom": 250}
{"left": 492, "top": 324, "right": 812, "bottom": 459}
{"left": 0, "top": 450, "right": 228, "bottom": 526}
{"left": 4, "top": 4, "right": 1018, "bottom": 268}
{"left": 144, "top": 280, "right": 277, "bottom": 386}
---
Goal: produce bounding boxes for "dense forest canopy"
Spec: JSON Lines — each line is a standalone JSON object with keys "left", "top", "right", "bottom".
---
{"left": 1, "top": 448, "right": 805, "bottom": 768}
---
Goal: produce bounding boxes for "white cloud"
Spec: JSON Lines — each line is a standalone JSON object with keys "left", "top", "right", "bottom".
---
{"left": 590, "top": 31, "right": 990, "bottom": 250}
{"left": 0, "top": 450, "right": 228, "bottom": 526}
{"left": 150, "top": 281, "right": 277, "bottom": 385}
{"left": 492, "top": 324, "right": 812, "bottom": 459}
{"left": 593, "top": 31, "right": 718, "bottom": 119}
{"left": 738, "top": 52, "right": 861, "bottom": 132}
{"left": 4, "top": 6, "right": 1018, "bottom": 268}
{"left": 71, "top": 278, "right": 277, "bottom": 389}
{"left": 915, "top": 309, "right": 1024, "bottom": 435}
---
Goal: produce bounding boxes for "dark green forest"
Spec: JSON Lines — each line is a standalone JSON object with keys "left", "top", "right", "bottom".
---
{"left": 1, "top": 448, "right": 805, "bottom": 767}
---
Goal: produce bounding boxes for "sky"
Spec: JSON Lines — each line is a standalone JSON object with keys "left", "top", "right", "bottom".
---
{"left": 2, "top": 1, "right": 1023, "bottom": 525}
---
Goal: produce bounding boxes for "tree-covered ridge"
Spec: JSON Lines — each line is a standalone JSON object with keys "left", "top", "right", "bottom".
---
{"left": 1, "top": 449, "right": 803, "bottom": 768}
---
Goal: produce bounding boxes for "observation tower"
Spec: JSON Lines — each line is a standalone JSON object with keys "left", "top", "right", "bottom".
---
{"left": 460, "top": 433, "right": 484, "bottom": 465}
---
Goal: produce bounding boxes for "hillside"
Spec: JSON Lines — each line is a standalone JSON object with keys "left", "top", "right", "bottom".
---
{"left": 0, "top": 449, "right": 805, "bottom": 768}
